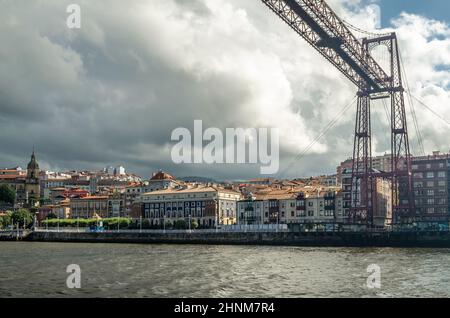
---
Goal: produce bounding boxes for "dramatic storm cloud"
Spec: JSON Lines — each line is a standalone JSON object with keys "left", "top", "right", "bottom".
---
{"left": 0, "top": 0, "right": 449, "bottom": 180}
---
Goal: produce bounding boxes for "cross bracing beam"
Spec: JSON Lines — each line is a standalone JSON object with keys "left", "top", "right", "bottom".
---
{"left": 261, "top": 0, "right": 389, "bottom": 91}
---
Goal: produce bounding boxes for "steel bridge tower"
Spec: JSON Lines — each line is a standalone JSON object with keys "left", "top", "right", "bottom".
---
{"left": 261, "top": 0, "right": 415, "bottom": 227}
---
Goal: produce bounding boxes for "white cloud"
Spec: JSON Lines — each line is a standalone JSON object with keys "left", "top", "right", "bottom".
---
{"left": 0, "top": 0, "right": 448, "bottom": 179}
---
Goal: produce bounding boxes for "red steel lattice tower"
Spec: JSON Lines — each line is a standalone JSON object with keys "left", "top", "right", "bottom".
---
{"left": 261, "top": 0, "right": 415, "bottom": 227}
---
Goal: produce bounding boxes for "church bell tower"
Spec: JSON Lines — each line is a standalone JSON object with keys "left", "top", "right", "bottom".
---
{"left": 25, "top": 150, "right": 41, "bottom": 207}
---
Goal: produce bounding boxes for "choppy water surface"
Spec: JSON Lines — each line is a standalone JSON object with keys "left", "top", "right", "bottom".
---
{"left": 1, "top": 242, "right": 449, "bottom": 298}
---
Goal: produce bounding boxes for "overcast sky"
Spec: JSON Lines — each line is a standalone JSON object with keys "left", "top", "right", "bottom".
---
{"left": 0, "top": 0, "right": 449, "bottom": 180}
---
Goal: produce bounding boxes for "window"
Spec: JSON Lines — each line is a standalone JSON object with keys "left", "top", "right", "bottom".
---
{"left": 291, "top": 211, "right": 295, "bottom": 217}
{"left": 308, "top": 202, "right": 314, "bottom": 207}
{"left": 427, "top": 172, "right": 434, "bottom": 179}
{"left": 308, "top": 211, "right": 314, "bottom": 217}
{"left": 438, "top": 171, "right": 446, "bottom": 178}
{"left": 427, "top": 190, "right": 434, "bottom": 196}
{"left": 412, "top": 165, "right": 419, "bottom": 170}
{"left": 414, "top": 182, "right": 423, "bottom": 188}
{"left": 414, "top": 172, "right": 423, "bottom": 178}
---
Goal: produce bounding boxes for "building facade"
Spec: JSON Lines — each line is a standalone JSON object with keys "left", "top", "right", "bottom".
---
{"left": 237, "top": 189, "right": 345, "bottom": 228}
{"left": 141, "top": 186, "right": 241, "bottom": 228}
{"left": 70, "top": 196, "right": 108, "bottom": 219}
{"left": 341, "top": 169, "right": 392, "bottom": 228}
{"left": 408, "top": 152, "right": 450, "bottom": 224}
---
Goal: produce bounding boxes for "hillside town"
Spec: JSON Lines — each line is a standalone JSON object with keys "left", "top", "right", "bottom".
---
{"left": 0, "top": 150, "right": 449, "bottom": 231}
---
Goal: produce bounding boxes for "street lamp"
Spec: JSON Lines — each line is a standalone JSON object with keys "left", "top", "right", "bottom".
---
{"left": 139, "top": 215, "right": 142, "bottom": 233}
{"left": 163, "top": 212, "right": 166, "bottom": 233}
{"left": 34, "top": 212, "right": 38, "bottom": 231}
{"left": 189, "top": 214, "right": 191, "bottom": 232}
{"left": 117, "top": 209, "right": 120, "bottom": 232}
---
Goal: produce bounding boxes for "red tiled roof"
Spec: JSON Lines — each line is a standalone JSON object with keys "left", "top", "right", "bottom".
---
{"left": 150, "top": 171, "right": 175, "bottom": 181}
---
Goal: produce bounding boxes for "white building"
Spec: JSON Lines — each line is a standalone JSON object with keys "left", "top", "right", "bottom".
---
{"left": 141, "top": 186, "right": 241, "bottom": 228}
{"left": 237, "top": 188, "right": 344, "bottom": 227}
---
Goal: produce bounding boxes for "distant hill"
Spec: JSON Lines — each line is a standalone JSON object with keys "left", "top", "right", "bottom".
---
{"left": 179, "top": 176, "right": 220, "bottom": 184}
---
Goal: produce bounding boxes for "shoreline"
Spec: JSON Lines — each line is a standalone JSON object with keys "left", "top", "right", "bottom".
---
{"left": 3, "top": 230, "right": 449, "bottom": 248}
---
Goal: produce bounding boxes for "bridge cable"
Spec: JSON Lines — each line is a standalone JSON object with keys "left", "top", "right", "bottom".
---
{"left": 409, "top": 94, "right": 450, "bottom": 127}
{"left": 278, "top": 96, "right": 358, "bottom": 179}
{"left": 399, "top": 52, "right": 426, "bottom": 156}
{"left": 342, "top": 20, "right": 391, "bottom": 39}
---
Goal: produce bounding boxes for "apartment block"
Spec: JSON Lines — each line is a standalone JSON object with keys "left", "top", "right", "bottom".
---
{"left": 237, "top": 188, "right": 344, "bottom": 227}
{"left": 409, "top": 152, "right": 450, "bottom": 222}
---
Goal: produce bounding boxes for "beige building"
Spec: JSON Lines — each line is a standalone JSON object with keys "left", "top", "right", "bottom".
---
{"left": 373, "top": 178, "right": 393, "bottom": 228}
{"left": 237, "top": 188, "right": 344, "bottom": 227}
{"left": 141, "top": 186, "right": 241, "bottom": 228}
{"left": 70, "top": 196, "right": 108, "bottom": 219}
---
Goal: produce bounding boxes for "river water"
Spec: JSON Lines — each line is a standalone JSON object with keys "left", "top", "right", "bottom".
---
{"left": 0, "top": 242, "right": 449, "bottom": 298}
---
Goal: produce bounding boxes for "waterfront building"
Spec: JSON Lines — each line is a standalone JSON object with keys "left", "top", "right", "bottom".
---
{"left": 140, "top": 186, "right": 241, "bottom": 228}
{"left": 408, "top": 151, "right": 450, "bottom": 224}
{"left": 237, "top": 188, "right": 345, "bottom": 227}
{"left": 124, "top": 183, "right": 145, "bottom": 216}
{"left": 107, "top": 192, "right": 125, "bottom": 218}
{"left": 70, "top": 195, "right": 109, "bottom": 219}
{"left": 340, "top": 151, "right": 450, "bottom": 227}
{"left": 38, "top": 200, "right": 71, "bottom": 223}
{"left": 341, "top": 169, "right": 392, "bottom": 228}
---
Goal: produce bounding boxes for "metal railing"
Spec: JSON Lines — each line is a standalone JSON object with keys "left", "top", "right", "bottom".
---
{"left": 34, "top": 227, "right": 289, "bottom": 234}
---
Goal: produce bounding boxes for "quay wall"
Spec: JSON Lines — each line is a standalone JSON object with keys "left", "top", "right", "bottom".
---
{"left": 25, "top": 230, "right": 450, "bottom": 248}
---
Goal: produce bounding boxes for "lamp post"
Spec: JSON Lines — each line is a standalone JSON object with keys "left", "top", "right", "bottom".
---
{"left": 33, "top": 212, "right": 38, "bottom": 231}
{"left": 77, "top": 216, "right": 79, "bottom": 233}
{"left": 117, "top": 209, "right": 120, "bottom": 233}
{"left": 163, "top": 212, "right": 166, "bottom": 234}
{"left": 189, "top": 214, "right": 191, "bottom": 232}
{"left": 139, "top": 215, "right": 142, "bottom": 233}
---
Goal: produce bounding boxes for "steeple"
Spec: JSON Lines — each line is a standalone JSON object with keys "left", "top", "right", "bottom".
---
{"left": 27, "top": 149, "right": 39, "bottom": 170}
{"left": 25, "top": 149, "right": 41, "bottom": 207}
{"left": 27, "top": 149, "right": 40, "bottom": 180}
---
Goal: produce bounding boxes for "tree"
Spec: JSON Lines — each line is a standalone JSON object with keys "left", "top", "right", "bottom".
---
{"left": 11, "top": 209, "right": 33, "bottom": 228}
{"left": 0, "top": 184, "right": 16, "bottom": 205}
{"left": 0, "top": 212, "right": 12, "bottom": 229}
